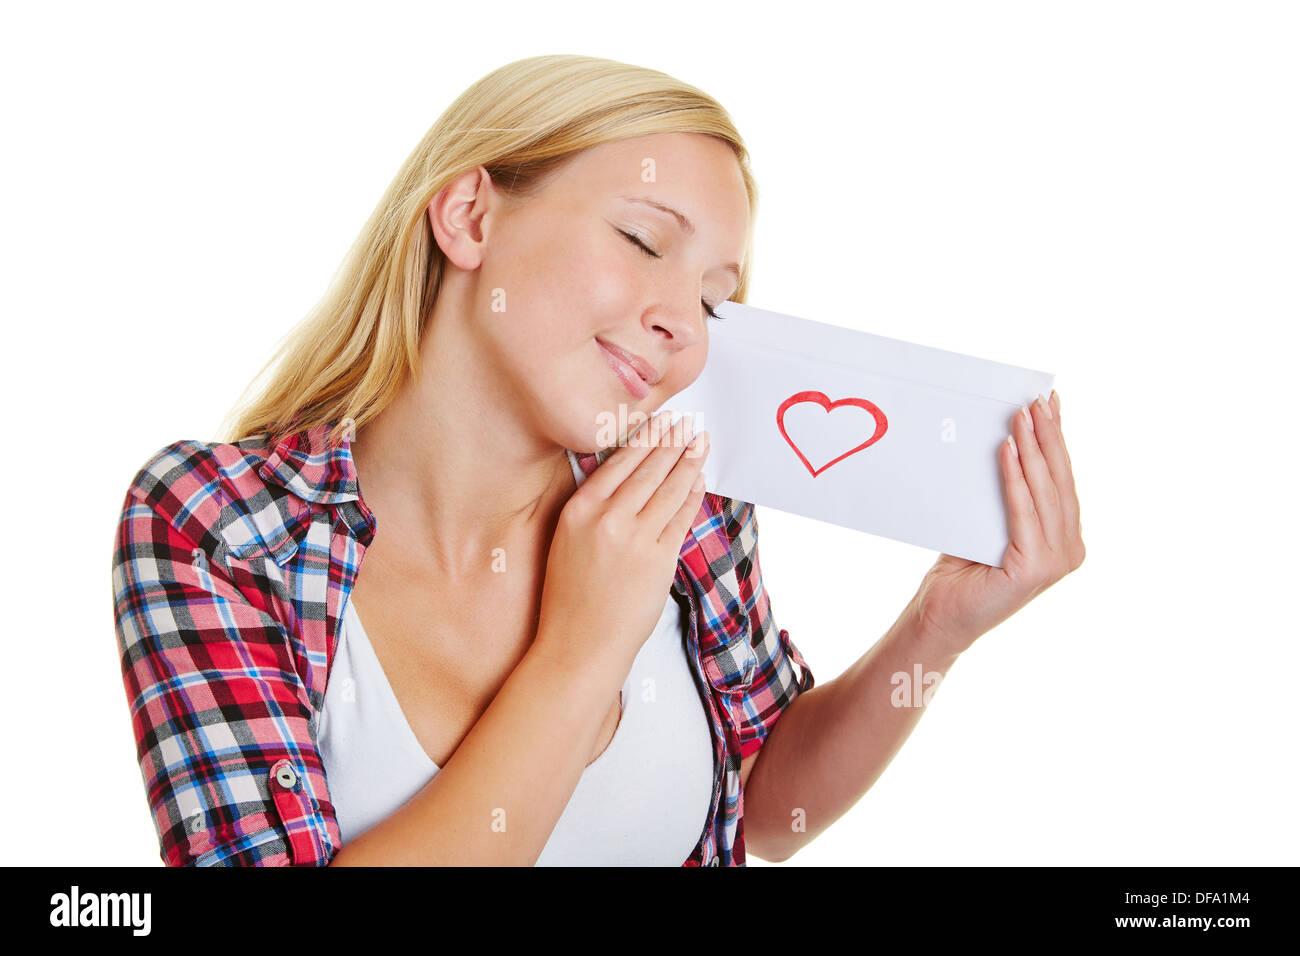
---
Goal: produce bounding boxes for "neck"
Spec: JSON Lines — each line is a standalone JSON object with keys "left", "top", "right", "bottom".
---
{"left": 349, "top": 300, "right": 576, "bottom": 578}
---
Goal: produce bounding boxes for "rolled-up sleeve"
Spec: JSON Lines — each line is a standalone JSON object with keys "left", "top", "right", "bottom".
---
{"left": 728, "top": 500, "right": 815, "bottom": 760}
{"left": 111, "top": 457, "right": 337, "bottom": 866}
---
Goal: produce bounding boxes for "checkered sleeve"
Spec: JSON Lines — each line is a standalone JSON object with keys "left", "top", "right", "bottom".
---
{"left": 730, "top": 500, "right": 816, "bottom": 759}
{"left": 111, "top": 449, "right": 335, "bottom": 866}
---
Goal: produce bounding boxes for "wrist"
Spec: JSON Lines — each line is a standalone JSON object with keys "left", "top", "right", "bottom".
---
{"left": 529, "top": 623, "right": 634, "bottom": 688}
{"left": 901, "top": 593, "right": 976, "bottom": 666}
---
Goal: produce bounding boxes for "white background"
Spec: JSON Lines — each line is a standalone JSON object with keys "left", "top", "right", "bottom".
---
{"left": 3, "top": 0, "right": 1295, "bottom": 866}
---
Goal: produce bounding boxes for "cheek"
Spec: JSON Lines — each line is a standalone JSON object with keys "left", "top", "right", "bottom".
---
{"left": 526, "top": 232, "right": 635, "bottom": 336}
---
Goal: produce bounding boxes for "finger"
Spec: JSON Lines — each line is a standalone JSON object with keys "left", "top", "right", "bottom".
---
{"left": 1001, "top": 431, "right": 1042, "bottom": 557}
{"left": 609, "top": 412, "right": 695, "bottom": 516}
{"left": 642, "top": 429, "right": 709, "bottom": 534}
{"left": 660, "top": 457, "right": 709, "bottom": 548}
{"left": 1028, "top": 392, "right": 1080, "bottom": 542}
{"left": 1047, "top": 388, "right": 1083, "bottom": 561}
{"left": 1016, "top": 400, "right": 1066, "bottom": 551}
{"left": 577, "top": 408, "right": 674, "bottom": 502}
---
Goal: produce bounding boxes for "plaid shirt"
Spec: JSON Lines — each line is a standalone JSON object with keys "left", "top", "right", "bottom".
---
{"left": 111, "top": 419, "right": 815, "bottom": 867}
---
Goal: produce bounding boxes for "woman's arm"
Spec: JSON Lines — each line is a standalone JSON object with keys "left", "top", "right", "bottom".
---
{"left": 740, "top": 598, "right": 957, "bottom": 863}
{"left": 328, "top": 633, "right": 631, "bottom": 866}
{"left": 114, "top": 463, "right": 338, "bottom": 866}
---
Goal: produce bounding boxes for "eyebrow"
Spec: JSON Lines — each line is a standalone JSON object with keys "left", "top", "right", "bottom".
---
{"left": 621, "top": 195, "right": 741, "bottom": 282}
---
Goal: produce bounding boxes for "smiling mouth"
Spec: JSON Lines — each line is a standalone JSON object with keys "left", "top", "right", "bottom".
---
{"left": 596, "top": 339, "right": 652, "bottom": 400}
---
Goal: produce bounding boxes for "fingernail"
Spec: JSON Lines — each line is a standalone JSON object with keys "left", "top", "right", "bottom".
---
{"left": 1020, "top": 404, "right": 1034, "bottom": 431}
{"left": 1007, "top": 434, "right": 1018, "bottom": 457}
{"left": 1036, "top": 393, "right": 1052, "bottom": 421}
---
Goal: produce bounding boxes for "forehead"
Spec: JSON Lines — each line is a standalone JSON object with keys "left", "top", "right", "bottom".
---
{"left": 553, "top": 132, "right": 748, "bottom": 197}
{"left": 548, "top": 132, "right": 750, "bottom": 228}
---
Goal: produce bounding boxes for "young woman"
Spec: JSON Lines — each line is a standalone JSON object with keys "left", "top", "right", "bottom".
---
{"left": 111, "top": 54, "right": 1084, "bottom": 867}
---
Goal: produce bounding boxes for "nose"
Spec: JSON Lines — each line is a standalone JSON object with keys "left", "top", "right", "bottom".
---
{"left": 644, "top": 289, "right": 707, "bottom": 353}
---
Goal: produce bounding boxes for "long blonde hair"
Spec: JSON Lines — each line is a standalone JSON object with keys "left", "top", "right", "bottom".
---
{"left": 217, "top": 54, "right": 758, "bottom": 450}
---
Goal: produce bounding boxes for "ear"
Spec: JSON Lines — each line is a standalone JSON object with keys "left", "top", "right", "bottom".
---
{"left": 427, "top": 166, "right": 496, "bottom": 271}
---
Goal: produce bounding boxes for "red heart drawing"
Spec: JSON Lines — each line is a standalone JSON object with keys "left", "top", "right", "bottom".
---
{"left": 776, "top": 390, "right": 889, "bottom": 477}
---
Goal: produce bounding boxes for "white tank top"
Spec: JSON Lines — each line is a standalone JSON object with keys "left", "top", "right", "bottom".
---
{"left": 316, "top": 450, "right": 715, "bottom": 865}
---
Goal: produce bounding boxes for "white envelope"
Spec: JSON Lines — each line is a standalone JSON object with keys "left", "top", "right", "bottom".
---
{"left": 653, "top": 301, "right": 1055, "bottom": 567}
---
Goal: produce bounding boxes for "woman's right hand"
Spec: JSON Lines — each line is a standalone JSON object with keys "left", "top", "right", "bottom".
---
{"left": 535, "top": 409, "right": 710, "bottom": 672}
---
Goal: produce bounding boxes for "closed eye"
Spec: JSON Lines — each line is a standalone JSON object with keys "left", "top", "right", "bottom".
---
{"left": 618, "top": 228, "right": 725, "bottom": 321}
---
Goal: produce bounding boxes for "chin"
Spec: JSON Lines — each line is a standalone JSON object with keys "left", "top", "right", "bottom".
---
{"left": 553, "top": 378, "right": 661, "bottom": 454}
{"left": 577, "top": 404, "right": 648, "bottom": 455}
{"left": 548, "top": 397, "right": 611, "bottom": 456}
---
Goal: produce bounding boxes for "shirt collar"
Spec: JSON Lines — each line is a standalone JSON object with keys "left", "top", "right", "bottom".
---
{"left": 258, "top": 417, "right": 609, "bottom": 505}
{"left": 257, "top": 419, "right": 366, "bottom": 505}
{"left": 257, "top": 419, "right": 689, "bottom": 596}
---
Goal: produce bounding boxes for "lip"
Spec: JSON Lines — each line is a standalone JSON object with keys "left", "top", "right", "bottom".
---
{"left": 596, "top": 338, "right": 659, "bottom": 399}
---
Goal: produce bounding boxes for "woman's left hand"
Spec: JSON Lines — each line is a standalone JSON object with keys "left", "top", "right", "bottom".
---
{"left": 912, "top": 389, "right": 1086, "bottom": 657}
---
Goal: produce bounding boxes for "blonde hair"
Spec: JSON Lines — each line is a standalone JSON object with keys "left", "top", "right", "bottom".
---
{"left": 217, "top": 54, "right": 759, "bottom": 449}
